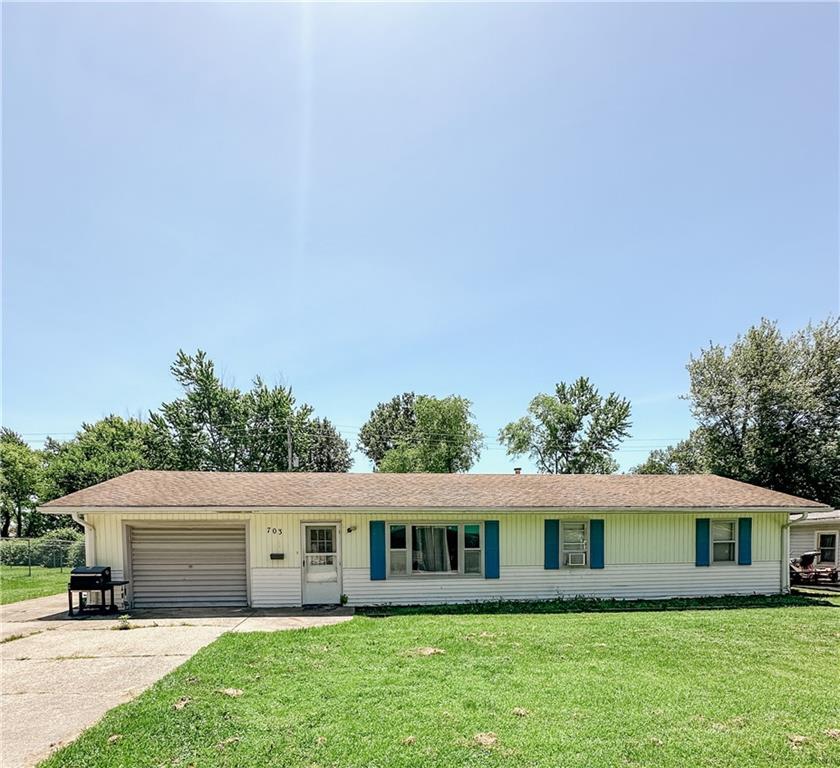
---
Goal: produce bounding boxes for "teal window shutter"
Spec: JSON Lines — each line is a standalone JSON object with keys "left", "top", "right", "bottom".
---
{"left": 589, "top": 519, "right": 605, "bottom": 569}
{"left": 738, "top": 518, "right": 752, "bottom": 565}
{"left": 544, "top": 520, "right": 560, "bottom": 569}
{"left": 484, "top": 521, "right": 500, "bottom": 579}
{"left": 370, "top": 521, "right": 386, "bottom": 580}
{"left": 695, "top": 518, "right": 710, "bottom": 566}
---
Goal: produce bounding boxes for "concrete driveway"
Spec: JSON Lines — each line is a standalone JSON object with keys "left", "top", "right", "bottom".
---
{"left": 1, "top": 593, "right": 353, "bottom": 768}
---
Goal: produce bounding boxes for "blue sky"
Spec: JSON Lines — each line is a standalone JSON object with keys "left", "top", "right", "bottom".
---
{"left": 2, "top": 2, "right": 838, "bottom": 473}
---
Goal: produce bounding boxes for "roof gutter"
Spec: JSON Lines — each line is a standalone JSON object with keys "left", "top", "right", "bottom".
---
{"left": 780, "top": 510, "right": 810, "bottom": 593}
{"left": 71, "top": 512, "right": 96, "bottom": 567}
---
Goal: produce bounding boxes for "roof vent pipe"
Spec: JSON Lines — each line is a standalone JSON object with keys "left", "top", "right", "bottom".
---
{"left": 514, "top": 468, "right": 522, "bottom": 475}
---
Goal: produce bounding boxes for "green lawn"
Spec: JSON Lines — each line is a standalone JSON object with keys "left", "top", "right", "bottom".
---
{"left": 0, "top": 564, "right": 68, "bottom": 605}
{"left": 42, "top": 596, "right": 840, "bottom": 768}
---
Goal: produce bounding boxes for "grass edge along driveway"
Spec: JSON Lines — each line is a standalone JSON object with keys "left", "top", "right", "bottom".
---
{"left": 41, "top": 595, "right": 840, "bottom": 768}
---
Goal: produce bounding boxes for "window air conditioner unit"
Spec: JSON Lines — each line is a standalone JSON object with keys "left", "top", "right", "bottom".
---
{"left": 566, "top": 552, "right": 587, "bottom": 567}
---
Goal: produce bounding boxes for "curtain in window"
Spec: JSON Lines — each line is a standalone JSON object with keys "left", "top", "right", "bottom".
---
{"left": 412, "top": 526, "right": 457, "bottom": 572}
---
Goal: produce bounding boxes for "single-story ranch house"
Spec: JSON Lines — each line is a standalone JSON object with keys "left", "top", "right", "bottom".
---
{"left": 790, "top": 509, "right": 840, "bottom": 566}
{"left": 42, "top": 470, "right": 829, "bottom": 608}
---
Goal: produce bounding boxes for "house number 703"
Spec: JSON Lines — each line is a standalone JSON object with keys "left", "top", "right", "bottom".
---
{"left": 266, "top": 527, "right": 283, "bottom": 535}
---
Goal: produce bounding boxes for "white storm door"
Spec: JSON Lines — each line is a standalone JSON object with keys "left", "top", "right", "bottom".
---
{"left": 302, "top": 524, "right": 341, "bottom": 604}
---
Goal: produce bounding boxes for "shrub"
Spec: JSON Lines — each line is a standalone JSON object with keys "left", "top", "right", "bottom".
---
{"left": 0, "top": 539, "right": 31, "bottom": 566}
{"left": 67, "top": 540, "right": 86, "bottom": 568}
{"left": 32, "top": 527, "right": 83, "bottom": 568}
{"left": 1, "top": 528, "right": 85, "bottom": 567}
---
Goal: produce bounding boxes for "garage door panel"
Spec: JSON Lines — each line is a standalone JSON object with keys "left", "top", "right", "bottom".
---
{"left": 130, "top": 527, "right": 247, "bottom": 608}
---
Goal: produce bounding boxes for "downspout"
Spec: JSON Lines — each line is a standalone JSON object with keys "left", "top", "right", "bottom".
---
{"left": 781, "top": 510, "right": 810, "bottom": 593}
{"left": 71, "top": 513, "right": 96, "bottom": 567}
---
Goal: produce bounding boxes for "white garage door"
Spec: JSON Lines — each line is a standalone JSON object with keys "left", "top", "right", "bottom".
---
{"left": 130, "top": 526, "right": 247, "bottom": 608}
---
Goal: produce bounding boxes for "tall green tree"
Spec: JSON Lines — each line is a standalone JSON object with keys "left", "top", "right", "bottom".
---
{"left": 145, "top": 350, "right": 352, "bottom": 472}
{"left": 300, "top": 418, "right": 354, "bottom": 472}
{"left": 43, "top": 416, "right": 151, "bottom": 501}
{"left": 634, "top": 318, "right": 840, "bottom": 506}
{"left": 357, "top": 393, "right": 417, "bottom": 469}
{"left": 359, "top": 393, "right": 482, "bottom": 472}
{"left": 0, "top": 429, "right": 43, "bottom": 537}
{"left": 378, "top": 395, "right": 483, "bottom": 473}
{"left": 499, "top": 378, "right": 632, "bottom": 474}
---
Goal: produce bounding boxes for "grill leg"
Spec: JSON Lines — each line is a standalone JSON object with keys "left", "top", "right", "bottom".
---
{"left": 68, "top": 589, "right": 74, "bottom": 617}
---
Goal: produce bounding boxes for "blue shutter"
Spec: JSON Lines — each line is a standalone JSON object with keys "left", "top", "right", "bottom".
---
{"left": 484, "top": 521, "right": 500, "bottom": 579}
{"left": 695, "top": 518, "right": 710, "bottom": 567}
{"left": 370, "top": 521, "right": 386, "bottom": 580}
{"left": 589, "top": 519, "right": 605, "bottom": 569}
{"left": 738, "top": 517, "right": 752, "bottom": 565}
{"left": 544, "top": 519, "right": 560, "bottom": 570}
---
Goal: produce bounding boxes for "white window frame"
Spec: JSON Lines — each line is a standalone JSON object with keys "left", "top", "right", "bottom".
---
{"left": 711, "top": 519, "right": 738, "bottom": 565}
{"left": 387, "top": 523, "right": 408, "bottom": 577}
{"left": 560, "top": 520, "right": 589, "bottom": 568}
{"left": 816, "top": 531, "right": 838, "bottom": 564}
{"left": 386, "top": 522, "right": 484, "bottom": 578}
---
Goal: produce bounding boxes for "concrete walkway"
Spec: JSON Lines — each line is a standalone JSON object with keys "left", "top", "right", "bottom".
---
{"left": 0, "top": 593, "right": 353, "bottom": 768}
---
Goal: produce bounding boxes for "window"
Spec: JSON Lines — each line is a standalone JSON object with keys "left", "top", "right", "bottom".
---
{"left": 818, "top": 533, "right": 837, "bottom": 563}
{"left": 305, "top": 526, "right": 336, "bottom": 568}
{"left": 464, "top": 524, "right": 481, "bottom": 574}
{"left": 561, "top": 522, "right": 587, "bottom": 567}
{"left": 711, "top": 521, "right": 736, "bottom": 563}
{"left": 389, "top": 524, "right": 407, "bottom": 575}
{"left": 413, "top": 525, "right": 458, "bottom": 572}
{"left": 387, "top": 523, "right": 482, "bottom": 576}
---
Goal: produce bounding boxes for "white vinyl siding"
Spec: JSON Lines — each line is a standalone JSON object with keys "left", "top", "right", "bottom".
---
{"left": 129, "top": 526, "right": 247, "bottom": 608}
{"left": 790, "top": 523, "right": 840, "bottom": 565}
{"left": 80, "top": 510, "right": 789, "bottom": 607}
{"left": 342, "top": 561, "right": 782, "bottom": 605}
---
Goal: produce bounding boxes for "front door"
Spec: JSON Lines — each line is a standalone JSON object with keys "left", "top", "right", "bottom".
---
{"left": 302, "top": 524, "right": 341, "bottom": 604}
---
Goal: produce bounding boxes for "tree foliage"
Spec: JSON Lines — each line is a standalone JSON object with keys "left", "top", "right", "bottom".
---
{"left": 360, "top": 393, "right": 482, "bottom": 473}
{"left": 42, "top": 416, "right": 151, "bottom": 501}
{"left": 499, "top": 378, "right": 632, "bottom": 474}
{"left": 145, "top": 350, "right": 352, "bottom": 472}
{"left": 3, "top": 352, "right": 354, "bottom": 532}
{"left": 357, "top": 393, "right": 417, "bottom": 469}
{"left": 301, "top": 418, "right": 354, "bottom": 472}
{"left": 0, "top": 429, "right": 43, "bottom": 537}
{"left": 630, "top": 431, "right": 708, "bottom": 475}
{"left": 638, "top": 318, "right": 839, "bottom": 506}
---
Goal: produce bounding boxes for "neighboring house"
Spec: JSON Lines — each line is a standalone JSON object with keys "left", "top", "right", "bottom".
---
{"left": 41, "top": 470, "right": 829, "bottom": 608}
{"left": 790, "top": 509, "right": 840, "bottom": 566}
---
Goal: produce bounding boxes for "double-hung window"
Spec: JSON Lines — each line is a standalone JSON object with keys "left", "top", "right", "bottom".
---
{"left": 389, "top": 524, "right": 408, "bottom": 575}
{"left": 817, "top": 532, "right": 837, "bottom": 563}
{"left": 711, "top": 520, "right": 736, "bottom": 563}
{"left": 387, "top": 523, "right": 482, "bottom": 576}
{"left": 561, "top": 522, "right": 587, "bottom": 567}
{"left": 463, "top": 524, "right": 482, "bottom": 574}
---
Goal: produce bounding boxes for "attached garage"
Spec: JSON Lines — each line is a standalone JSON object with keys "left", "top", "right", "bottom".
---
{"left": 128, "top": 525, "right": 248, "bottom": 608}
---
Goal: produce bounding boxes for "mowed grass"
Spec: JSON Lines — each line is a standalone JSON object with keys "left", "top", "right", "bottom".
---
{"left": 42, "top": 598, "right": 840, "bottom": 768}
{"left": 0, "top": 564, "right": 68, "bottom": 605}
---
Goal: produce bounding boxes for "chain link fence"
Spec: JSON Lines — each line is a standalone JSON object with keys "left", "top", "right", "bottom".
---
{"left": 0, "top": 535, "right": 85, "bottom": 575}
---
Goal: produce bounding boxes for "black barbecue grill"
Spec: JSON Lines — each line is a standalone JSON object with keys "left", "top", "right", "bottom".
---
{"left": 67, "top": 566, "right": 129, "bottom": 616}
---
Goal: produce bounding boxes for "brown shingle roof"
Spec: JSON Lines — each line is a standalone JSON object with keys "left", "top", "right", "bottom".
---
{"left": 41, "top": 470, "right": 829, "bottom": 511}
